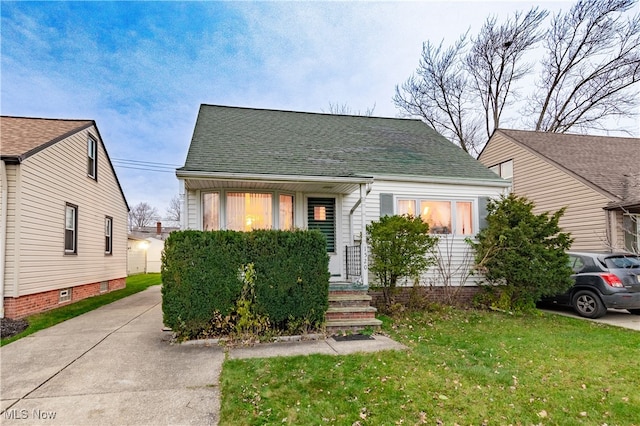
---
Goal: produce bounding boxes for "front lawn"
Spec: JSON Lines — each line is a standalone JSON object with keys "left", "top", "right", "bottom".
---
{"left": 1, "top": 273, "right": 162, "bottom": 346}
{"left": 220, "top": 307, "right": 640, "bottom": 425}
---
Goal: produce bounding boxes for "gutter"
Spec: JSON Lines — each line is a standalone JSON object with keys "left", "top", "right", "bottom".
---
{"left": 372, "top": 174, "right": 511, "bottom": 187}
{"left": 176, "top": 170, "right": 373, "bottom": 185}
{"left": 0, "top": 160, "right": 7, "bottom": 317}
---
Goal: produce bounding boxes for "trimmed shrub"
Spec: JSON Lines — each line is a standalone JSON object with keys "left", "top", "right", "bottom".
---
{"left": 161, "top": 229, "right": 329, "bottom": 339}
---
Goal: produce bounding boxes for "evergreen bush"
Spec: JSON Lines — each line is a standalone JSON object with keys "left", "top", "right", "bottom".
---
{"left": 161, "top": 229, "right": 329, "bottom": 339}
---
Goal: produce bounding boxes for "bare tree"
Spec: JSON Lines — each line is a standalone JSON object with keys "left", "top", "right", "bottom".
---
{"left": 395, "top": 8, "right": 546, "bottom": 155}
{"left": 325, "top": 102, "right": 376, "bottom": 116}
{"left": 394, "top": 34, "right": 483, "bottom": 154}
{"left": 166, "top": 195, "right": 182, "bottom": 222}
{"left": 531, "top": 0, "right": 640, "bottom": 133}
{"left": 466, "top": 8, "right": 548, "bottom": 139}
{"left": 129, "top": 202, "right": 160, "bottom": 230}
{"left": 395, "top": 0, "right": 640, "bottom": 154}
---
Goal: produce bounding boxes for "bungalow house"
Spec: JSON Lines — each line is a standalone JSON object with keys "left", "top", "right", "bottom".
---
{"left": 176, "top": 105, "right": 510, "bottom": 291}
{"left": 479, "top": 129, "right": 640, "bottom": 252}
{"left": 0, "top": 116, "right": 129, "bottom": 318}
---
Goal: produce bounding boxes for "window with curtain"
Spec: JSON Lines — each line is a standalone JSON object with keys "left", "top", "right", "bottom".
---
{"left": 202, "top": 192, "right": 220, "bottom": 231}
{"left": 226, "top": 192, "right": 273, "bottom": 231}
{"left": 396, "top": 198, "right": 474, "bottom": 235}
{"left": 279, "top": 194, "right": 294, "bottom": 230}
{"left": 397, "top": 199, "right": 416, "bottom": 216}
{"left": 455, "top": 201, "right": 473, "bottom": 235}
{"left": 420, "top": 200, "right": 451, "bottom": 234}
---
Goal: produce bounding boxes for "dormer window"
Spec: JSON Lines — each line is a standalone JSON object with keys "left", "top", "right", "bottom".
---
{"left": 87, "top": 136, "right": 97, "bottom": 179}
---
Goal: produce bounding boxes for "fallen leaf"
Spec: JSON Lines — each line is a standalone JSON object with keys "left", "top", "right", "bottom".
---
{"left": 538, "top": 410, "right": 548, "bottom": 418}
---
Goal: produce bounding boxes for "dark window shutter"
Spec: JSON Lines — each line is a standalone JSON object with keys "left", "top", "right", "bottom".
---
{"left": 379, "top": 193, "right": 394, "bottom": 217}
{"left": 478, "top": 197, "right": 490, "bottom": 230}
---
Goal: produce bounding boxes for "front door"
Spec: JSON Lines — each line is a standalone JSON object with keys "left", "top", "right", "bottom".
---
{"left": 307, "top": 197, "right": 340, "bottom": 277}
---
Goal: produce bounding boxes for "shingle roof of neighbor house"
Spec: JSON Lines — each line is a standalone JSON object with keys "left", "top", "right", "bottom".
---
{"left": 494, "top": 129, "right": 640, "bottom": 202}
{"left": 178, "top": 105, "right": 503, "bottom": 182}
{"left": 1, "top": 116, "right": 94, "bottom": 161}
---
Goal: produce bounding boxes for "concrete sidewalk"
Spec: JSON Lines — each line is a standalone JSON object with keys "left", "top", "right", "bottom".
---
{"left": 1, "top": 285, "right": 405, "bottom": 426}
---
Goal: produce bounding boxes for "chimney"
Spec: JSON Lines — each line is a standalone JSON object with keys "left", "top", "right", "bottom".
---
{"left": 156, "top": 221, "right": 162, "bottom": 237}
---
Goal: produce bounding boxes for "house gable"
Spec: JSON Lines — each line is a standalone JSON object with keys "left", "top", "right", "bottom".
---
{"left": 479, "top": 129, "right": 640, "bottom": 251}
{"left": 483, "top": 129, "right": 640, "bottom": 202}
{"left": 2, "top": 117, "right": 129, "bottom": 313}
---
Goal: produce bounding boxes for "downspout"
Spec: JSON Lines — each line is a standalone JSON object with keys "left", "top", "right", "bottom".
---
{"left": 350, "top": 183, "right": 372, "bottom": 286}
{"left": 0, "top": 160, "right": 8, "bottom": 318}
{"left": 360, "top": 183, "right": 371, "bottom": 286}
{"left": 348, "top": 183, "right": 372, "bottom": 243}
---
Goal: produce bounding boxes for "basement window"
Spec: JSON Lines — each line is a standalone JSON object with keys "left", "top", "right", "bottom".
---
{"left": 100, "top": 281, "right": 109, "bottom": 293}
{"left": 59, "top": 288, "right": 72, "bottom": 303}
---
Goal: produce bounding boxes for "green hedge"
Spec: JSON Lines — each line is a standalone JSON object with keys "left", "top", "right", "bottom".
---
{"left": 161, "top": 229, "right": 330, "bottom": 338}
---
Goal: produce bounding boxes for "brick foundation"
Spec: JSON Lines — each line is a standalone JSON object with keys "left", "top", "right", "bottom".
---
{"left": 3, "top": 277, "right": 126, "bottom": 319}
{"left": 369, "top": 286, "right": 481, "bottom": 311}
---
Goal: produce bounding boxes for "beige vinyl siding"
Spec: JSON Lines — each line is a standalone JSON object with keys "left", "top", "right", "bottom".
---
{"left": 480, "top": 133, "right": 613, "bottom": 251}
{"left": 2, "top": 164, "right": 19, "bottom": 297}
{"left": 12, "top": 126, "right": 128, "bottom": 296}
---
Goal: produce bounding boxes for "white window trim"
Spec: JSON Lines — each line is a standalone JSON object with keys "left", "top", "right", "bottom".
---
{"left": 87, "top": 136, "right": 97, "bottom": 179}
{"left": 201, "top": 189, "right": 295, "bottom": 231}
{"left": 105, "top": 216, "right": 113, "bottom": 255}
{"left": 65, "top": 203, "right": 78, "bottom": 254}
{"left": 394, "top": 196, "right": 476, "bottom": 236}
{"left": 59, "top": 288, "right": 72, "bottom": 303}
{"left": 489, "top": 159, "right": 513, "bottom": 179}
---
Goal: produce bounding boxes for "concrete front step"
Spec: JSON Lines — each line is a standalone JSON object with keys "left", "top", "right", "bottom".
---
{"left": 329, "top": 282, "right": 369, "bottom": 292}
{"left": 328, "top": 294, "right": 372, "bottom": 308}
{"left": 326, "top": 306, "right": 378, "bottom": 321}
{"left": 325, "top": 318, "right": 383, "bottom": 335}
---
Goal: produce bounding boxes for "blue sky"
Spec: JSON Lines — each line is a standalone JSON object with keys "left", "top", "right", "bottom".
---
{"left": 3, "top": 0, "right": 624, "bottom": 216}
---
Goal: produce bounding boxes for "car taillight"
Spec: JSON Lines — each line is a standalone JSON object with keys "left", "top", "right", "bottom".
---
{"left": 601, "top": 273, "right": 624, "bottom": 287}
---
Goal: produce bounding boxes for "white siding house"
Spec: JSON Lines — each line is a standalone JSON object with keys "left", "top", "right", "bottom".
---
{"left": 1, "top": 116, "right": 129, "bottom": 318}
{"left": 177, "top": 105, "right": 510, "bottom": 289}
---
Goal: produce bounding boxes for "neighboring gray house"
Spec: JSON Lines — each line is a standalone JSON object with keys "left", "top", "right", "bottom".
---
{"left": 176, "top": 105, "right": 509, "bottom": 287}
{"left": 1, "top": 116, "right": 129, "bottom": 318}
{"left": 479, "top": 129, "right": 640, "bottom": 252}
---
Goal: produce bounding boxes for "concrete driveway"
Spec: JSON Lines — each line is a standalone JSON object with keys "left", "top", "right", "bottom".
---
{"left": 541, "top": 305, "right": 640, "bottom": 331}
{"left": 1, "top": 286, "right": 223, "bottom": 425}
{"left": 1, "top": 285, "right": 406, "bottom": 426}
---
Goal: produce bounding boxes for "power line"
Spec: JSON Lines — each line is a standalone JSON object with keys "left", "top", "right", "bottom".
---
{"left": 113, "top": 164, "right": 177, "bottom": 173}
{"left": 111, "top": 157, "right": 183, "bottom": 167}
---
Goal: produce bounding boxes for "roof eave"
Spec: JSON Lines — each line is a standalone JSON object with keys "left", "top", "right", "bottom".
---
{"left": 175, "top": 170, "right": 374, "bottom": 184}
{"left": 372, "top": 173, "right": 512, "bottom": 188}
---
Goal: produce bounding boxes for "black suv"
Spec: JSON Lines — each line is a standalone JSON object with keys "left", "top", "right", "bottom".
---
{"left": 542, "top": 251, "right": 640, "bottom": 318}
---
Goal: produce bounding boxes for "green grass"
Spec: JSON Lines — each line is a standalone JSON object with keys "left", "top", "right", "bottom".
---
{"left": 1, "top": 273, "right": 161, "bottom": 346}
{"left": 220, "top": 307, "right": 640, "bottom": 425}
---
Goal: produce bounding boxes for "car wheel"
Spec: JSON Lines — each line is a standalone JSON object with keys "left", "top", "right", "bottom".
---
{"left": 628, "top": 309, "right": 640, "bottom": 315}
{"left": 572, "top": 290, "right": 607, "bottom": 319}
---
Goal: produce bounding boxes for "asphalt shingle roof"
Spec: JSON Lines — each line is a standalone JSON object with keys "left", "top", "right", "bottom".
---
{"left": 496, "top": 129, "right": 640, "bottom": 201}
{"left": 179, "top": 105, "right": 502, "bottom": 182}
{"left": 1, "top": 116, "right": 94, "bottom": 161}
